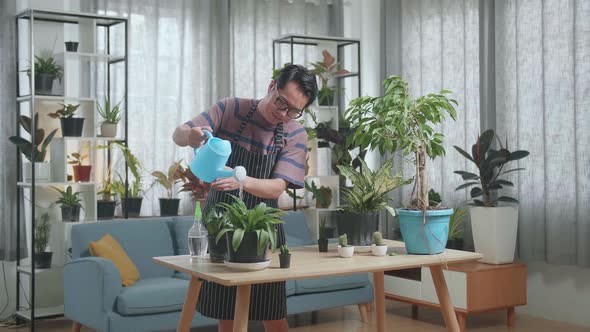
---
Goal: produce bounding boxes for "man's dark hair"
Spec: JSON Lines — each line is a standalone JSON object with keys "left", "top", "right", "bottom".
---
{"left": 276, "top": 64, "right": 318, "bottom": 108}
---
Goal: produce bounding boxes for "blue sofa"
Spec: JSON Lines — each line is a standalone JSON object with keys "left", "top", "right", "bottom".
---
{"left": 64, "top": 211, "right": 373, "bottom": 332}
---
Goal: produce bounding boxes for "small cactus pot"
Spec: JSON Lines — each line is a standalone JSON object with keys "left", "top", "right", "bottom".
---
{"left": 338, "top": 245, "right": 355, "bottom": 258}
{"left": 371, "top": 244, "right": 388, "bottom": 256}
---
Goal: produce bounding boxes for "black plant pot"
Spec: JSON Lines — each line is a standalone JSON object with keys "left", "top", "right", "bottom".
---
{"left": 208, "top": 235, "right": 227, "bottom": 263}
{"left": 97, "top": 200, "right": 116, "bottom": 220}
{"left": 60, "top": 118, "right": 85, "bottom": 137}
{"left": 61, "top": 206, "right": 80, "bottom": 222}
{"left": 446, "top": 238, "right": 464, "bottom": 251}
{"left": 122, "top": 197, "right": 143, "bottom": 218}
{"left": 65, "top": 41, "right": 79, "bottom": 52}
{"left": 318, "top": 238, "right": 329, "bottom": 252}
{"left": 226, "top": 231, "right": 268, "bottom": 263}
{"left": 159, "top": 198, "right": 180, "bottom": 216}
{"left": 279, "top": 254, "right": 291, "bottom": 268}
{"left": 336, "top": 211, "right": 379, "bottom": 246}
{"left": 34, "top": 252, "right": 53, "bottom": 269}
{"left": 35, "top": 73, "right": 56, "bottom": 95}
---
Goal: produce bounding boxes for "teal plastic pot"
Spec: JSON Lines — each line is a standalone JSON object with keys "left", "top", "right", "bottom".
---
{"left": 397, "top": 208, "right": 453, "bottom": 254}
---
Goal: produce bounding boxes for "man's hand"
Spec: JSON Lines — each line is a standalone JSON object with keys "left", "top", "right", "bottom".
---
{"left": 188, "top": 126, "right": 213, "bottom": 148}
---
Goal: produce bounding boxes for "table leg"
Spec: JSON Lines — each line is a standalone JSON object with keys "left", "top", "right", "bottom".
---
{"left": 177, "top": 276, "right": 202, "bottom": 332}
{"left": 429, "top": 266, "right": 460, "bottom": 332}
{"left": 233, "top": 284, "right": 252, "bottom": 332}
{"left": 373, "top": 271, "right": 385, "bottom": 332}
{"left": 507, "top": 307, "right": 515, "bottom": 327}
{"left": 456, "top": 312, "right": 466, "bottom": 332}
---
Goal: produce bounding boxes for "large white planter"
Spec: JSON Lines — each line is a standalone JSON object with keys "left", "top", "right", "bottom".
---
{"left": 470, "top": 206, "right": 519, "bottom": 264}
{"left": 100, "top": 123, "right": 118, "bottom": 137}
{"left": 23, "top": 162, "right": 51, "bottom": 183}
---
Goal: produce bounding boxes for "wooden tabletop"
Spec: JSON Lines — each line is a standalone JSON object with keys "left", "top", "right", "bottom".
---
{"left": 153, "top": 240, "right": 482, "bottom": 286}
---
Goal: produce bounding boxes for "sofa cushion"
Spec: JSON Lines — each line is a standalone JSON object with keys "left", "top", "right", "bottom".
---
{"left": 282, "top": 211, "right": 314, "bottom": 247}
{"left": 295, "top": 274, "right": 370, "bottom": 295}
{"left": 89, "top": 233, "right": 140, "bottom": 287}
{"left": 286, "top": 280, "right": 296, "bottom": 296}
{"left": 116, "top": 277, "right": 188, "bottom": 316}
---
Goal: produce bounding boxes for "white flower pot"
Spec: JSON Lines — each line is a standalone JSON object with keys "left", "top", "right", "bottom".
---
{"left": 470, "top": 206, "right": 519, "bottom": 264}
{"left": 23, "top": 162, "right": 51, "bottom": 183}
{"left": 338, "top": 245, "right": 355, "bottom": 258}
{"left": 100, "top": 123, "right": 118, "bottom": 137}
{"left": 371, "top": 244, "right": 388, "bottom": 256}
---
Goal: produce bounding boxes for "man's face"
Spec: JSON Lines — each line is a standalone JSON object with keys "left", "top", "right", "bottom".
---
{"left": 258, "top": 80, "right": 309, "bottom": 125}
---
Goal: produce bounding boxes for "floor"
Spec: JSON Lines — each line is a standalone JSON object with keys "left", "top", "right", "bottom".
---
{"left": 1, "top": 301, "right": 588, "bottom": 331}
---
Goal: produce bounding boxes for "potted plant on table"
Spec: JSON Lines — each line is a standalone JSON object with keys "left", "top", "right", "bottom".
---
{"left": 336, "top": 158, "right": 411, "bottom": 247}
{"left": 345, "top": 76, "right": 458, "bottom": 254}
{"left": 67, "top": 152, "right": 92, "bottom": 182}
{"left": 317, "top": 219, "right": 330, "bottom": 253}
{"left": 203, "top": 209, "right": 228, "bottom": 263}
{"left": 24, "top": 54, "right": 63, "bottom": 95}
{"left": 151, "top": 160, "right": 185, "bottom": 216}
{"left": 337, "top": 234, "right": 354, "bottom": 258}
{"left": 97, "top": 96, "right": 122, "bottom": 137}
{"left": 454, "top": 129, "right": 529, "bottom": 263}
{"left": 9, "top": 113, "right": 58, "bottom": 183}
{"left": 309, "top": 50, "right": 350, "bottom": 106}
{"left": 34, "top": 212, "right": 53, "bottom": 268}
{"left": 446, "top": 207, "right": 468, "bottom": 250}
{"left": 215, "top": 195, "right": 284, "bottom": 263}
{"left": 371, "top": 231, "right": 388, "bottom": 256}
{"left": 279, "top": 244, "right": 291, "bottom": 268}
{"left": 305, "top": 180, "right": 333, "bottom": 208}
{"left": 48, "top": 103, "right": 84, "bottom": 137}
{"left": 52, "top": 185, "right": 84, "bottom": 222}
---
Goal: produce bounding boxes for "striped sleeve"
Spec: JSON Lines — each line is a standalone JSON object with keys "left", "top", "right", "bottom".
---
{"left": 272, "top": 127, "right": 308, "bottom": 189}
{"left": 184, "top": 99, "right": 227, "bottom": 133}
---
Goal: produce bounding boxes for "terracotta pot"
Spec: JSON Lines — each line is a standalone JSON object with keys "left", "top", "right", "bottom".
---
{"left": 73, "top": 165, "right": 92, "bottom": 182}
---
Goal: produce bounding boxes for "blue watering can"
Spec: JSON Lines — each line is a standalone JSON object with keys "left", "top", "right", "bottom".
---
{"left": 189, "top": 130, "right": 246, "bottom": 183}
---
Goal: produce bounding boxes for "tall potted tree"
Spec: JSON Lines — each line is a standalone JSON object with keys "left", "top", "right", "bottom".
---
{"left": 9, "top": 113, "right": 58, "bottom": 183}
{"left": 111, "top": 143, "right": 144, "bottom": 217}
{"left": 454, "top": 129, "right": 529, "bottom": 263}
{"left": 34, "top": 212, "right": 53, "bottom": 268}
{"left": 345, "top": 76, "right": 458, "bottom": 254}
{"left": 151, "top": 160, "right": 185, "bottom": 216}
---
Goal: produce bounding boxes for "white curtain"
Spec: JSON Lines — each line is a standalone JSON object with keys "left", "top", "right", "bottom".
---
{"left": 495, "top": 0, "right": 590, "bottom": 266}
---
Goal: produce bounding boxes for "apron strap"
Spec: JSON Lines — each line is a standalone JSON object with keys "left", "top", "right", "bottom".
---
{"left": 233, "top": 100, "right": 284, "bottom": 153}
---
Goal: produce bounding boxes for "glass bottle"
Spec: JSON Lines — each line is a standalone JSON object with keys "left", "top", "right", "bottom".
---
{"left": 188, "top": 201, "right": 208, "bottom": 257}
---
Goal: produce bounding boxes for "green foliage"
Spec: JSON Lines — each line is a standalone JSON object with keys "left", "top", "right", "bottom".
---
{"left": 67, "top": 152, "right": 87, "bottom": 166}
{"left": 151, "top": 160, "right": 185, "bottom": 198}
{"left": 309, "top": 50, "right": 350, "bottom": 89}
{"left": 34, "top": 212, "right": 51, "bottom": 254}
{"left": 338, "top": 234, "right": 348, "bottom": 247}
{"left": 319, "top": 218, "right": 328, "bottom": 239}
{"left": 428, "top": 189, "right": 442, "bottom": 206}
{"left": 97, "top": 96, "right": 123, "bottom": 125}
{"left": 48, "top": 103, "right": 80, "bottom": 119}
{"left": 272, "top": 63, "right": 291, "bottom": 80}
{"left": 337, "top": 158, "right": 412, "bottom": 216}
{"left": 280, "top": 244, "right": 290, "bottom": 255}
{"left": 448, "top": 207, "right": 468, "bottom": 240}
{"left": 111, "top": 142, "right": 143, "bottom": 198}
{"left": 454, "top": 129, "right": 530, "bottom": 207}
{"left": 25, "top": 55, "right": 63, "bottom": 79}
{"left": 345, "top": 76, "right": 458, "bottom": 210}
{"left": 9, "top": 113, "right": 58, "bottom": 163}
{"left": 203, "top": 209, "right": 228, "bottom": 238}
{"left": 304, "top": 181, "right": 332, "bottom": 208}
{"left": 372, "top": 231, "right": 384, "bottom": 246}
{"left": 52, "top": 186, "right": 83, "bottom": 208}
{"left": 215, "top": 195, "right": 285, "bottom": 256}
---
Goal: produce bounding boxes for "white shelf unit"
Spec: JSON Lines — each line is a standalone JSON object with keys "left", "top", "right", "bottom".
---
{"left": 14, "top": 9, "right": 127, "bottom": 327}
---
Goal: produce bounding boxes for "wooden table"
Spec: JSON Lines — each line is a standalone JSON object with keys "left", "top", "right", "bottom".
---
{"left": 153, "top": 240, "right": 482, "bottom": 332}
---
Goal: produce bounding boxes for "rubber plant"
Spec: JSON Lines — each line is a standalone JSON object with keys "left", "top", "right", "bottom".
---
{"left": 9, "top": 113, "right": 58, "bottom": 162}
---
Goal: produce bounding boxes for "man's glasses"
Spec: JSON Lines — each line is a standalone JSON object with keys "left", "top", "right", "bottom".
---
{"left": 273, "top": 86, "right": 304, "bottom": 119}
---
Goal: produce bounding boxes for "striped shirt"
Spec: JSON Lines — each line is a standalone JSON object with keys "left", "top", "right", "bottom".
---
{"left": 185, "top": 97, "right": 308, "bottom": 189}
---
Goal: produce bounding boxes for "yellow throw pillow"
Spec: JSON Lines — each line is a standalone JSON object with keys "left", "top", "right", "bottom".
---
{"left": 89, "top": 233, "right": 140, "bottom": 287}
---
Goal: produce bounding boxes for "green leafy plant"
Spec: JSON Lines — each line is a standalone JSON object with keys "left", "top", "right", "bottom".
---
{"left": 34, "top": 212, "right": 51, "bottom": 254}
{"left": 215, "top": 195, "right": 284, "bottom": 256}
{"left": 48, "top": 103, "right": 80, "bottom": 119}
{"left": 372, "top": 231, "right": 384, "bottom": 246}
{"left": 319, "top": 218, "right": 328, "bottom": 239}
{"left": 24, "top": 54, "right": 63, "bottom": 79}
{"left": 280, "top": 244, "right": 290, "bottom": 255}
{"left": 110, "top": 142, "right": 143, "bottom": 198}
{"left": 67, "top": 152, "right": 87, "bottom": 166}
{"left": 9, "top": 113, "right": 58, "bottom": 163}
{"left": 448, "top": 207, "right": 468, "bottom": 240}
{"left": 97, "top": 96, "right": 123, "bottom": 125}
{"left": 52, "top": 186, "right": 83, "bottom": 208}
{"left": 151, "top": 160, "right": 185, "bottom": 199}
{"left": 309, "top": 50, "right": 350, "bottom": 105}
{"left": 272, "top": 63, "right": 292, "bottom": 80}
{"left": 454, "top": 129, "right": 530, "bottom": 207}
{"left": 337, "top": 158, "right": 412, "bottom": 216}
{"left": 345, "top": 76, "right": 458, "bottom": 211}
{"left": 338, "top": 234, "right": 349, "bottom": 247}
{"left": 304, "top": 181, "right": 332, "bottom": 208}
{"left": 203, "top": 209, "right": 228, "bottom": 238}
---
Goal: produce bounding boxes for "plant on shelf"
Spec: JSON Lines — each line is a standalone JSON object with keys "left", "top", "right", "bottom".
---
{"left": 9, "top": 113, "right": 58, "bottom": 182}
{"left": 279, "top": 244, "right": 291, "bottom": 268}
{"left": 33, "top": 212, "right": 52, "bottom": 269}
{"left": 203, "top": 209, "right": 229, "bottom": 263}
{"left": 304, "top": 180, "right": 332, "bottom": 208}
{"left": 110, "top": 142, "right": 144, "bottom": 217}
{"left": 67, "top": 152, "right": 92, "bottom": 182}
{"left": 215, "top": 195, "right": 284, "bottom": 263}
{"left": 454, "top": 129, "right": 529, "bottom": 263}
{"left": 345, "top": 75, "right": 458, "bottom": 254}
{"left": 24, "top": 53, "right": 63, "bottom": 95}
{"left": 309, "top": 50, "right": 350, "bottom": 106}
{"left": 371, "top": 231, "right": 388, "bottom": 256}
{"left": 97, "top": 96, "right": 123, "bottom": 137}
{"left": 48, "top": 103, "right": 84, "bottom": 137}
{"left": 336, "top": 157, "right": 411, "bottom": 246}
{"left": 94, "top": 143, "right": 117, "bottom": 220}
{"left": 337, "top": 234, "right": 354, "bottom": 258}
{"left": 52, "top": 185, "right": 84, "bottom": 222}
{"left": 446, "top": 207, "right": 468, "bottom": 250}
{"left": 151, "top": 160, "right": 186, "bottom": 216}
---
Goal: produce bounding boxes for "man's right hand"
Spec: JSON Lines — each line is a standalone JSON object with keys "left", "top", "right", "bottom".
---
{"left": 188, "top": 126, "right": 213, "bottom": 148}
